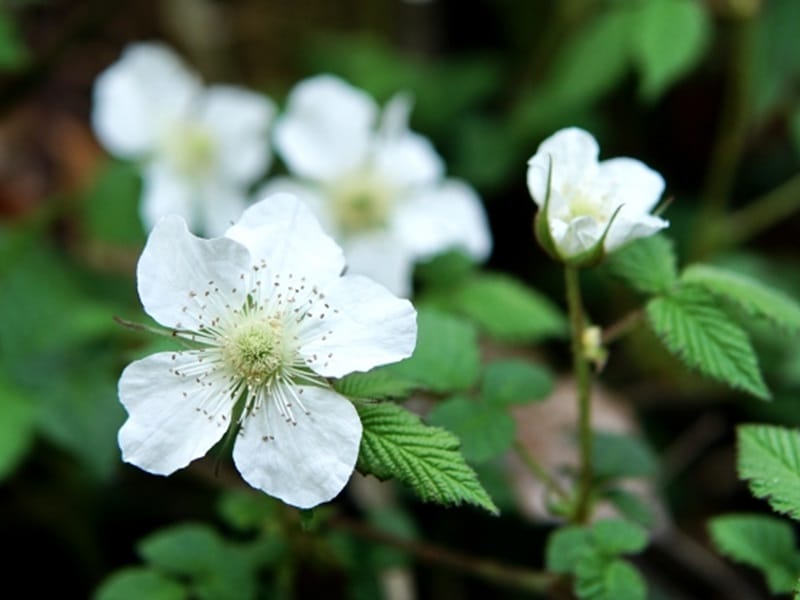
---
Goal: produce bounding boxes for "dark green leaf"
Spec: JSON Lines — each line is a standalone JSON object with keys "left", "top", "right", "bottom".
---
{"left": 589, "top": 519, "right": 648, "bottom": 556}
{"left": 481, "top": 359, "right": 554, "bottom": 406}
{"left": 0, "top": 375, "right": 37, "bottom": 480}
{"left": 93, "top": 568, "right": 186, "bottom": 600}
{"left": 607, "top": 234, "right": 677, "bottom": 294}
{"left": 546, "top": 526, "right": 592, "bottom": 574}
{"left": 592, "top": 431, "right": 659, "bottom": 481}
{"left": 427, "top": 396, "right": 515, "bottom": 463}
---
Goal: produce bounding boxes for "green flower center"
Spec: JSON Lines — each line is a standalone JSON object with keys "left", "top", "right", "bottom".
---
{"left": 221, "top": 316, "right": 285, "bottom": 387}
{"left": 331, "top": 173, "right": 393, "bottom": 234}
{"left": 162, "top": 121, "right": 216, "bottom": 177}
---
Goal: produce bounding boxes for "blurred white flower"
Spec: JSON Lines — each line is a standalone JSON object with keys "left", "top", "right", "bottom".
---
{"left": 117, "top": 193, "right": 417, "bottom": 508}
{"left": 527, "top": 127, "right": 667, "bottom": 262}
{"left": 262, "top": 74, "right": 492, "bottom": 297}
{"left": 92, "top": 42, "right": 275, "bottom": 235}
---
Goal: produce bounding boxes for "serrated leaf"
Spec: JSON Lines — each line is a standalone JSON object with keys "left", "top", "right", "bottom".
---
{"left": 682, "top": 264, "right": 800, "bottom": 333}
{"left": 607, "top": 234, "right": 677, "bottom": 294}
{"left": 738, "top": 425, "right": 800, "bottom": 520}
{"left": 592, "top": 431, "right": 659, "bottom": 481}
{"left": 631, "top": 0, "right": 710, "bottom": 100}
{"left": 444, "top": 273, "right": 567, "bottom": 342}
{"left": 481, "top": 359, "right": 554, "bottom": 406}
{"left": 93, "top": 568, "right": 187, "bottom": 600}
{"left": 355, "top": 401, "right": 498, "bottom": 514}
{"left": 709, "top": 513, "right": 800, "bottom": 594}
{"left": 589, "top": 519, "right": 648, "bottom": 556}
{"left": 546, "top": 526, "right": 593, "bottom": 574}
{"left": 575, "top": 556, "right": 647, "bottom": 600}
{"left": 333, "top": 369, "right": 417, "bottom": 400}
{"left": 427, "top": 396, "right": 515, "bottom": 463}
{"left": 647, "top": 287, "right": 770, "bottom": 399}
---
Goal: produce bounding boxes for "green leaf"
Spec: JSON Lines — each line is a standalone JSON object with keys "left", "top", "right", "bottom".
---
{"left": 738, "top": 425, "right": 800, "bottom": 520}
{"left": 0, "top": 375, "right": 37, "bottom": 480}
{"left": 592, "top": 431, "right": 659, "bottom": 481}
{"left": 480, "top": 359, "right": 554, "bottom": 406}
{"left": 434, "top": 273, "right": 567, "bottom": 342}
{"left": 607, "top": 235, "right": 678, "bottom": 294}
{"left": 546, "top": 526, "right": 592, "bottom": 574}
{"left": 217, "top": 489, "right": 279, "bottom": 532}
{"left": 414, "top": 249, "right": 476, "bottom": 288}
{"left": 710, "top": 513, "right": 800, "bottom": 594}
{"left": 589, "top": 519, "right": 648, "bottom": 556}
{"left": 427, "top": 396, "right": 516, "bottom": 463}
{"left": 333, "top": 368, "right": 418, "bottom": 400}
{"left": 94, "top": 568, "right": 187, "bottom": 600}
{"left": 575, "top": 556, "right": 647, "bottom": 600}
{"left": 601, "top": 488, "right": 656, "bottom": 528}
{"left": 355, "top": 401, "right": 498, "bottom": 514}
{"left": 631, "top": 0, "right": 711, "bottom": 100}
{"left": 383, "top": 309, "right": 480, "bottom": 393}
{"left": 139, "top": 523, "right": 261, "bottom": 600}
{"left": 82, "top": 160, "right": 145, "bottom": 246}
{"left": 682, "top": 264, "right": 800, "bottom": 333}
{"left": 0, "top": 13, "right": 29, "bottom": 70}
{"left": 646, "top": 286, "right": 770, "bottom": 399}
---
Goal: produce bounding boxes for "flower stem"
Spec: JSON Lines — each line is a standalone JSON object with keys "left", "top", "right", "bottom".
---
{"left": 564, "top": 265, "right": 593, "bottom": 523}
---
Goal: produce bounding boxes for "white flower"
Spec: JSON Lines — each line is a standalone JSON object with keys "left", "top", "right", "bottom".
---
{"left": 117, "top": 193, "right": 417, "bottom": 508}
{"left": 527, "top": 127, "right": 668, "bottom": 260}
{"left": 92, "top": 42, "right": 275, "bottom": 236}
{"left": 262, "top": 74, "right": 492, "bottom": 297}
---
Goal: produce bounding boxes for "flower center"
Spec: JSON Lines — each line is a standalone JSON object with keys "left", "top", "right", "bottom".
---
{"left": 161, "top": 120, "right": 217, "bottom": 177}
{"left": 221, "top": 315, "right": 285, "bottom": 387}
{"left": 331, "top": 172, "right": 393, "bottom": 234}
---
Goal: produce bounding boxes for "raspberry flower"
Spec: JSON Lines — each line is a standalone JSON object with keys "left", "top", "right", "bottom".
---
{"left": 263, "top": 74, "right": 492, "bottom": 296}
{"left": 117, "top": 194, "right": 417, "bottom": 508}
{"left": 527, "top": 127, "right": 667, "bottom": 264}
{"left": 92, "top": 42, "right": 275, "bottom": 235}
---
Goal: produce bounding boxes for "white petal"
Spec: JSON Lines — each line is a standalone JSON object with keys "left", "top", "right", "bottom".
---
{"left": 596, "top": 157, "right": 665, "bottom": 215}
{"left": 198, "top": 182, "right": 248, "bottom": 237}
{"left": 138, "top": 215, "right": 251, "bottom": 330}
{"left": 118, "top": 352, "right": 232, "bottom": 475}
{"left": 527, "top": 127, "right": 599, "bottom": 207}
{"left": 373, "top": 131, "right": 444, "bottom": 189}
{"left": 233, "top": 384, "right": 362, "bottom": 508}
{"left": 393, "top": 179, "right": 492, "bottom": 262}
{"left": 554, "top": 216, "right": 605, "bottom": 258}
{"left": 604, "top": 213, "right": 669, "bottom": 253}
{"left": 92, "top": 42, "right": 200, "bottom": 158}
{"left": 256, "top": 177, "right": 336, "bottom": 233}
{"left": 378, "top": 91, "right": 414, "bottom": 141}
{"left": 225, "top": 193, "right": 346, "bottom": 283}
{"left": 342, "top": 231, "right": 416, "bottom": 297}
{"left": 140, "top": 164, "right": 195, "bottom": 232}
{"left": 298, "top": 274, "right": 417, "bottom": 377}
{"left": 200, "top": 85, "right": 275, "bottom": 184}
{"left": 274, "top": 74, "right": 377, "bottom": 181}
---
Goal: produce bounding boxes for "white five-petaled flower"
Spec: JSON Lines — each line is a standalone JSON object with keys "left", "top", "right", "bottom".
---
{"left": 92, "top": 42, "right": 275, "bottom": 236}
{"left": 262, "top": 74, "right": 492, "bottom": 297}
{"left": 527, "top": 127, "right": 668, "bottom": 261}
{"left": 117, "top": 193, "right": 417, "bottom": 508}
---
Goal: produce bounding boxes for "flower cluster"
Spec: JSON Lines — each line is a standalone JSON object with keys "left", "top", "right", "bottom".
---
{"left": 92, "top": 42, "right": 275, "bottom": 235}
{"left": 118, "top": 194, "right": 417, "bottom": 508}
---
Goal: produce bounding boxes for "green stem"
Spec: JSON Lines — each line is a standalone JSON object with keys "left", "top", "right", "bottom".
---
{"left": 723, "top": 172, "right": 800, "bottom": 247}
{"left": 564, "top": 265, "right": 593, "bottom": 523}
{"left": 513, "top": 440, "right": 570, "bottom": 501}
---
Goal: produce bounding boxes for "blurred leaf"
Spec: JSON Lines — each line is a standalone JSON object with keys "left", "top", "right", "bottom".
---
{"left": 82, "top": 160, "right": 145, "bottom": 246}
{"left": 575, "top": 555, "right": 647, "bottom": 600}
{"left": 383, "top": 308, "right": 480, "bottom": 393}
{"left": 631, "top": 0, "right": 710, "bottom": 100}
{"left": 0, "top": 12, "right": 29, "bottom": 70}
{"left": 709, "top": 513, "right": 800, "bottom": 594}
{"left": 355, "top": 401, "right": 498, "bottom": 514}
{"left": 791, "top": 108, "right": 800, "bottom": 157}
{"left": 414, "top": 249, "right": 476, "bottom": 288}
{"left": 592, "top": 431, "right": 659, "bottom": 481}
{"left": 481, "top": 359, "right": 554, "bottom": 406}
{"left": 589, "top": 519, "right": 648, "bottom": 556}
{"left": 0, "top": 375, "right": 37, "bottom": 480}
{"left": 682, "top": 264, "right": 800, "bottom": 333}
{"left": 607, "top": 235, "right": 678, "bottom": 295}
{"left": 365, "top": 506, "right": 418, "bottom": 569}
{"left": 646, "top": 286, "right": 769, "bottom": 399}
{"left": 601, "top": 488, "right": 656, "bottom": 528}
{"left": 738, "top": 425, "right": 800, "bottom": 520}
{"left": 94, "top": 568, "right": 186, "bottom": 600}
{"left": 752, "top": 0, "right": 800, "bottom": 117}
{"left": 427, "top": 395, "right": 515, "bottom": 463}
{"left": 217, "top": 489, "right": 279, "bottom": 532}
{"left": 546, "top": 526, "right": 592, "bottom": 573}
{"left": 450, "top": 116, "right": 520, "bottom": 189}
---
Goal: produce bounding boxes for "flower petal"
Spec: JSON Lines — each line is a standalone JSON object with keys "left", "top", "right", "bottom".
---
{"left": 199, "top": 182, "right": 248, "bottom": 237}
{"left": 138, "top": 214, "right": 251, "bottom": 330}
{"left": 256, "top": 177, "right": 335, "bottom": 233}
{"left": 118, "top": 351, "right": 232, "bottom": 475}
{"left": 225, "top": 193, "right": 346, "bottom": 283}
{"left": 201, "top": 85, "right": 275, "bottom": 184}
{"left": 140, "top": 164, "right": 195, "bottom": 232}
{"left": 92, "top": 42, "right": 200, "bottom": 158}
{"left": 373, "top": 131, "right": 444, "bottom": 189}
{"left": 553, "top": 215, "right": 605, "bottom": 258}
{"left": 298, "top": 274, "right": 417, "bottom": 377}
{"left": 393, "top": 178, "right": 492, "bottom": 262}
{"left": 342, "top": 231, "right": 415, "bottom": 297}
{"left": 233, "top": 384, "right": 362, "bottom": 508}
{"left": 596, "top": 157, "right": 666, "bottom": 214}
{"left": 527, "top": 127, "right": 599, "bottom": 207}
{"left": 274, "top": 75, "right": 377, "bottom": 181}
{"left": 605, "top": 213, "right": 669, "bottom": 253}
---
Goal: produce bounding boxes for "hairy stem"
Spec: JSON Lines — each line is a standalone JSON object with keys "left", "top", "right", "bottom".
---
{"left": 565, "top": 265, "right": 593, "bottom": 523}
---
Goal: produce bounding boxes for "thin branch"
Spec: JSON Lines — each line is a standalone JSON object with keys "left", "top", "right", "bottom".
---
{"left": 602, "top": 308, "right": 645, "bottom": 345}
{"left": 513, "top": 440, "right": 571, "bottom": 502}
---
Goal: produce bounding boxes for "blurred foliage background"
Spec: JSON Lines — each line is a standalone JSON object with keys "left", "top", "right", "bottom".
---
{"left": 2, "top": 0, "right": 800, "bottom": 598}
